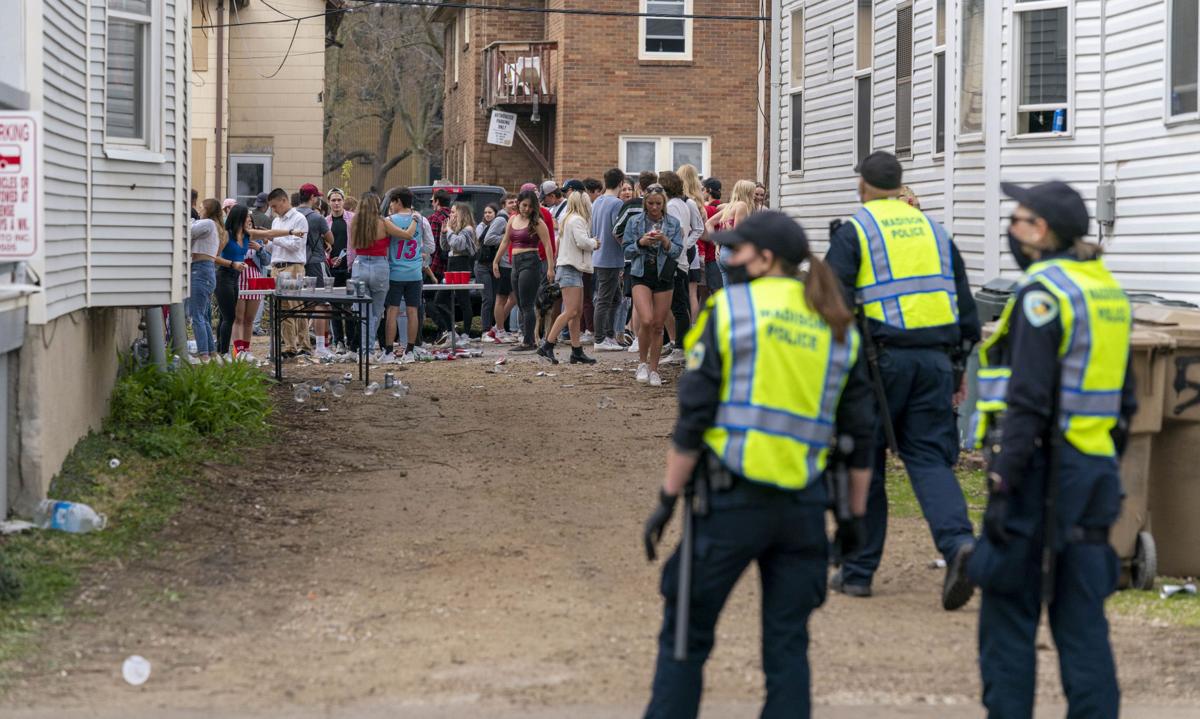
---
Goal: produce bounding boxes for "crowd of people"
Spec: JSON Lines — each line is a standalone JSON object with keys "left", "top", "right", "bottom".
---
{"left": 186, "top": 164, "right": 768, "bottom": 383}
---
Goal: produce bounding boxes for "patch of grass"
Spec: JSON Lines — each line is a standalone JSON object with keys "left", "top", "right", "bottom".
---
{"left": 1108, "top": 580, "right": 1200, "bottom": 627}
{"left": 0, "top": 359, "right": 274, "bottom": 678}
{"left": 884, "top": 455, "right": 988, "bottom": 525}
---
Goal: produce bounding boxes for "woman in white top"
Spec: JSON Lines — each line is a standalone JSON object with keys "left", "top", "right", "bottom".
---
{"left": 188, "top": 199, "right": 226, "bottom": 363}
{"left": 537, "top": 191, "right": 599, "bottom": 365}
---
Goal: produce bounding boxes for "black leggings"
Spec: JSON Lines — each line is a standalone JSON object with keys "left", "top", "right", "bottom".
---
{"left": 671, "top": 267, "right": 691, "bottom": 344}
{"left": 513, "top": 252, "right": 541, "bottom": 345}
{"left": 215, "top": 267, "right": 240, "bottom": 355}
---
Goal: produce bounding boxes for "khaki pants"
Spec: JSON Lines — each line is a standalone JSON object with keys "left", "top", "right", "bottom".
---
{"left": 272, "top": 263, "right": 309, "bottom": 353}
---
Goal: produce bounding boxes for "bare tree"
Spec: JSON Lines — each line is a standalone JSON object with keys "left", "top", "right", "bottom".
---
{"left": 325, "top": 2, "right": 444, "bottom": 191}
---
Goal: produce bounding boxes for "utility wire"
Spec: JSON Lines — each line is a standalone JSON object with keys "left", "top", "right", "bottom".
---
{"left": 194, "top": 0, "right": 769, "bottom": 30}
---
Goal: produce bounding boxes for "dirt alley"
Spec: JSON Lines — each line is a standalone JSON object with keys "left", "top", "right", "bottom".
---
{"left": 4, "top": 346, "right": 1200, "bottom": 717}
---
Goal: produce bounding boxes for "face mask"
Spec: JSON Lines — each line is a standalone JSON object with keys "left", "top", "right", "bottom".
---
{"left": 1007, "top": 231, "right": 1035, "bottom": 272}
{"left": 725, "top": 263, "right": 752, "bottom": 285}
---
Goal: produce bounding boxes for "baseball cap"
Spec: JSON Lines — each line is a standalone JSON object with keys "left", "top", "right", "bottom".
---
{"left": 711, "top": 210, "right": 809, "bottom": 264}
{"left": 855, "top": 151, "right": 903, "bottom": 191}
{"left": 520, "top": 182, "right": 539, "bottom": 193}
{"left": 254, "top": 192, "right": 269, "bottom": 209}
{"left": 221, "top": 198, "right": 238, "bottom": 211}
{"left": 299, "top": 182, "right": 323, "bottom": 198}
{"left": 540, "top": 180, "right": 560, "bottom": 197}
{"left": 1001, "top": 180, "right": 1089, "bottom": 243}
{"left": 562, "top": 179, "right": 585, "bottom": 193}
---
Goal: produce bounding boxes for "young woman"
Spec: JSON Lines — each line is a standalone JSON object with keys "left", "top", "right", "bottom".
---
{"left": 484, "top": 195, "right": 518, "bottom": 343}
{"left": 706, "top": 180, "right": 755, "bottom": 288}
{"left": 217, "top": 204, "right": 302, "bottom": 361}
{"left": 622, "top": 186, "right": 682, "bottom": 386}
{"left": 440, "top": 202, "right": 478, "bottom": 345}
{"left": 188, "top": 199, "right": 226, "bottom": 362}
{"left": 350, "top": 191, "right": 416, "bottom": 360}
{"left": 677, "top": 164, "right": 708, "bottom": 319}
{"left": 493, "top": 189, "right": 554, "bottom": 351}
{"left": 753, "top": 182, "right": 769, "bottom": 211}
{"left": 537, "top": 190, "right": 599, "bottom": 365}
{"left": 326, "top": 188, "right": 355, "bottom": 350}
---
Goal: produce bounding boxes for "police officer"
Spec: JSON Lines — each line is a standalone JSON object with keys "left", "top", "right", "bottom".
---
{"left": 968, "top": 181, "right": 1135, "bottom": 718}
{"left": 826, "top": 151, "right": 981, "bottom": 609}
{"left": 641, "top": 211, "right": 876, "bottom": 719}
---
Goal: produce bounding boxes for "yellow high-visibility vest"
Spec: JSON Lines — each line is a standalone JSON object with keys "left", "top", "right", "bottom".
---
{"left": 971, "top": 257, "right": 1131, "bottom": 457}
{"left": 849, "top": 198, "right": 959, "bottom": 330}
{"left": 686, "top": 277, "right": 860, "bottom": 489}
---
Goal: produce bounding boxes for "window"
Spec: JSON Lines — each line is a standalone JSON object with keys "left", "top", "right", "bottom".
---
{"left": 229, "top": 155, "right": 272, "bottom": 208}
{"left": 462, "top": 8, "right": 470, "bottom": 48}
{"left": 640, "top": 0, "right": 692, "bottom": 61}
{"left": 106, "top": 0, "right": 155, "bottom": 143}
{"left": 933, "top": 0, "right": 946, "bottom": 154}
{"left": 448, "top": 19, "right": 459, "bottom": 84}
{"left": 959, "top": 0, "right": 984, "bottom": 137}
{"left": 1013, "top": 1, "right": 1070, "bottom": 136}
{"left": 790, "top": 8, "right": 804, "bottom": 173}
{"left": 895, "top": 5, "right": 913, "bottom": 158}
{"left": 0, "top": 0, "right": 27, "bottom": 109}
{"left": 855, "top": 1, "right": 873, "bottom": 163}
{"left": 620, "top": 136, "right": 710, "bottom": 176}
{"left": 1169, "top": 0, "right": 1199, "bottom": 118}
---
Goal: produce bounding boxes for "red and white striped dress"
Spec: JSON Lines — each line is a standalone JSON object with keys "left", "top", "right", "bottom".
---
{"left": 239, "top": 243, "right": 265, "bottom": 300}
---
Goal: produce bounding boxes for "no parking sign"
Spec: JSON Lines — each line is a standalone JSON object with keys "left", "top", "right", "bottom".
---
{"left": 0, "top": 113, "right": 39, "bottom": 259}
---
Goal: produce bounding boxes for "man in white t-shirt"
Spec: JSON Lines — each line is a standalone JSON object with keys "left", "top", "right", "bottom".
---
{"left": 265, "top": 188, "right": 310, "bottom": 357}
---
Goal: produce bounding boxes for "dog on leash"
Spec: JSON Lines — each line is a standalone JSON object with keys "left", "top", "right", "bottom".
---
{"left": 534, "top": 281, "right": 562, "bottom": 343}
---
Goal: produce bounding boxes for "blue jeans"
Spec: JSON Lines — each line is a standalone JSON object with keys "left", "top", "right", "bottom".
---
{"left": 969, "top": 445, "right": 1121, "bottom": 719}
{"left": 352, "top": 256, "right": 389, "bottom": 352}
{"left": 187, "top": 260, "right": 216, "bottom": 355}
{"left": 644, "top": 482, "right": 828, "bottom": 719}
{"left": 840, "top": 346, "right": 975, "bottom": 587}
{"left": 717, "top": 245, "right": 732, "bottom": 288}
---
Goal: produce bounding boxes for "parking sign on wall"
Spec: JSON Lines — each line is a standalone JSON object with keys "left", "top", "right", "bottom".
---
{"left": 0, "top": 113, "right": 39, "bottom": 259}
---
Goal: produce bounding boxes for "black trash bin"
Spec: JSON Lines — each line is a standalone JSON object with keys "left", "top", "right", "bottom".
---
{"left": 959, "top": 278, "right": 1019, "bottom": 445}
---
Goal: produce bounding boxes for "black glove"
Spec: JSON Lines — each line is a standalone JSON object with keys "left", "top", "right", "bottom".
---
{"left": 643, "top": 489, "right": 678, "bottom": 562}
{"left": 983, "top": 491, "right": 1011, "bottom": 546}
{"left": 1111, "top": 417, "right": 1130, "bottom": 459}
{"left": 834, "top": 514, "right": 867, "bottom": 558}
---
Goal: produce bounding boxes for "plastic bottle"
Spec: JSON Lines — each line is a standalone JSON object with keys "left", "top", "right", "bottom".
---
{"left": 34, "top": 499, "right": 108, "bottom": 533}
{"left": 364, "top": 382, "right": 380, "bottom": 396}
{"left": 293, "top": 382, "right": 311, "bottom": 403}
{"left": 326, "top": 381, "right": 346, "bottom": 398}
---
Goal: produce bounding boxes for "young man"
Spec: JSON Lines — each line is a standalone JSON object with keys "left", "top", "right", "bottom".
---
{"left": 426, "top": 189, "right": 454, "bottom": 343}
{"left": 382, "top": 187, "right": 425, "bottom": 363}
{"left": 592, "top": 168, "right": 628, "bottom": 351}
{"left": 583, "top": 178, "right": 603, "bottom": 202}
{"left": 297, "top": 182, "right": 335, "bottom": 358}
{"left": 264, "top": 188, "right": 310, "bottom": 357}
{"left": 542, "top": 180, "right": 568, "bottom": 230}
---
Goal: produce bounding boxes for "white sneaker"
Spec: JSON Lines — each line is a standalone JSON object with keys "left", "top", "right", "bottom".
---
{"left": 455, "top": 336, "right": 471, "bottom": 349}
{"left": 399, "top": 351, "right": 416, "bottom": 364}
{"left": 239, "top": 351, "right": 257, "bottom": 363}
{"left": 314, "top": 347, "right": 336, "bottom": 360}
{"left": 596, "top": 338, "right": 624, "bottom": 352}
{"left": 660, "top": 348, "right": 686, "bottom": 365}
{"left": 580, "top": 330, "right": 594, "bottom": 344}
{"left": 649, "top": 371, "right": 663, "bottom": 387}
{"left": 378, "top": 351, "right": 396, "bottom": 364}
{"left": 636, "top": 363, "right": 650, "bottom": 383}
{"left": 434, "top": 331, "right": 452, "bottom": 347}
{"left": 627, "top": 338, "right": 640, "bottom": 353}
{"left": 483, "top": 329, "right": 499, "bottom": 343}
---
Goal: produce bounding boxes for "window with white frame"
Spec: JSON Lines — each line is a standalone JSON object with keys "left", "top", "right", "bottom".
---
{"left": 106, "top": 0, "right": 156, "bottom": 145}
{"left": 854, "top": 0, "right": 873, "bottom": 164}
{"left": 790, "top": 7, "right": 804, "bottom": 173}
{"left": 1013, "top": 0, "right": 1070, "bottom": 136}
{"left": 959, "top": 0, "right": 984, "bottom": 137}
{"left": 229, "top": 155, "right": 272, "bottom": 208}
{"left": 620, "top": 136, "right": 710, "bottom": 177}
{"left": 449, "top": 19, "right": 459, "bottom": 84}
{"left": 1169, "top": 0, "right": 1199, "bottom": 118}
{"left": 0, "top": 0, "right": 27, "bottom": 109}
{"left": 895, "top": 4, "right": 913, "bottom": 158}
{"left": 933, "top": 0, "right": 946, "bottom": 154}
{"left": 640, "top": 0, "right": 692, "bottom": 61}
{"left": 462, "top": 8, "right": 470, "bottom": 48}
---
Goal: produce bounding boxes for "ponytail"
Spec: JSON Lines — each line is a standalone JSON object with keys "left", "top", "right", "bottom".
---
{"left": 803, "top": 256, "right": 854, "bottom": 343}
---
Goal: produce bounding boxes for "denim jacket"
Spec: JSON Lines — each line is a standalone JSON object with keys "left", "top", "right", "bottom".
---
{"left": 622, "top": 211, "right": 683, "bottom": 279}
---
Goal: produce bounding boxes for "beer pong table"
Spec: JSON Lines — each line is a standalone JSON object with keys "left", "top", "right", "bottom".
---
{"left": 259, "top": 288, "right": 371, "bottom": 384}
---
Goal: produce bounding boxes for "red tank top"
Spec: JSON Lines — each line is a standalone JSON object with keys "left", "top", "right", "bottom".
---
{"left": 356, "top": 236, "right": 391, "bottom": 257}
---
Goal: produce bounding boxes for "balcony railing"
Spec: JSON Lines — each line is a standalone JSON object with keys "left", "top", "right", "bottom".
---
{"left": 482, "top": 41, "right": 558, "bottom": 109}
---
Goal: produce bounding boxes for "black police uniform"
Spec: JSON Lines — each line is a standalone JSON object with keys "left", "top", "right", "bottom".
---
{"left": 643, "top": 290, "right": 876, "bottom": 719}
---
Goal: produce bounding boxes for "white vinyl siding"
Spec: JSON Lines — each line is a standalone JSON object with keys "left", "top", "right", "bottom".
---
{"left": 39, "top": 0, "right": 186, "bottom": 320}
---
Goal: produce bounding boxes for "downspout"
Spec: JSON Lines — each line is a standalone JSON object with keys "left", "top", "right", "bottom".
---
{"left": 768, "top": 0, "right": 781, "bottom": 207}
{"left": 756, "top": 0, "right": 766, "bottom": 183}
{"left": 85, "top": 0, "right": 93, "bottom": 305}
{"left": 215, "top": 0, "right": 225, "bottom": 199}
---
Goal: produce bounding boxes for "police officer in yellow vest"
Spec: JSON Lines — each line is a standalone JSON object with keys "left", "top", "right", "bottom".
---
{"left": 826, "top": 151, "right": 982, "bottom": 609}
{"left": 641, "top": 212, "right": 876, "bottom": 719}
{"left": 967, "top": 181, "right": 1135, "bottom": 718}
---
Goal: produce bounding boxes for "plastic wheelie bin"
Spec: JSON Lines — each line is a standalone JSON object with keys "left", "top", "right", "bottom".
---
{"left": 960, "top": 279, "right": 1020, "bottom": 447}
{"left": 1133, "top": 304, "right": 1200, "bottom": 579}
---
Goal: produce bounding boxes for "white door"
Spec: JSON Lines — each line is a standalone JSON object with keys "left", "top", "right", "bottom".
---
{"left": 228, "top": 154, "right": 272, "bottom": 207}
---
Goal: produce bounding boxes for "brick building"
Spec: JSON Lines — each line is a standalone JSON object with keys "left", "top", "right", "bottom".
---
{"left": 434, "top": 1, "right": 767, "bottom": 189}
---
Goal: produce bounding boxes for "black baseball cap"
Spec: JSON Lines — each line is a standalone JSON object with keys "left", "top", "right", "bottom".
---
{"left": 254, "top": 192, "right": 269, "bottom": 209}
{"left": 562, "top": 179, "right": 586, "bottom": 193}
{"left": 855, "top": 151, "right": 903, "bottom": 191}
{"left": 711, "top": 210, "right": 809, "bottom": 264}
{"left": 1001, "top": 180, "right": 1089, "bottom": 243}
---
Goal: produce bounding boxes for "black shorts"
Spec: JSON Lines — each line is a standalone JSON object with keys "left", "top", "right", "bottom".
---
{"left": 688, "top": 268, "right": 702, "bottom": 283}
{"left": 632, "top": 270, "right": 674, "bottom": 294}
{"left": 386, "top": 280, "right": 422, "bottom": 308}
{"left": 623, "top": 262, "right": 633, "bottom": 298}
{"left": 496, "top": 266, "right": 513, "bottom": 295}
{"left": 304, "top": 263, "right": 326, "bottom": 288}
